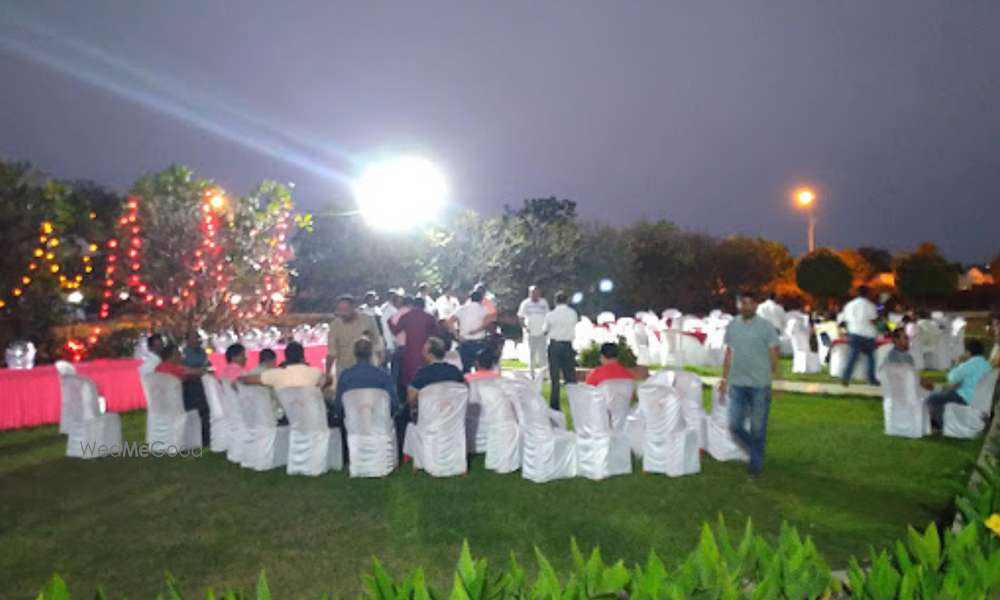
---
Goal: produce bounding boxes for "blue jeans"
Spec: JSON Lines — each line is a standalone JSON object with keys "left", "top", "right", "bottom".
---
{"left": 728, "top": 385, "right": 772, "bottom": 475}
{"left": 459, "top": 339, "right": 486, "bottom": 374}
{"left": 842, "top": 334, "right": 877, "bottom": 384}
{"left": 927, "top": 389, "right": 965, "bottom": 428}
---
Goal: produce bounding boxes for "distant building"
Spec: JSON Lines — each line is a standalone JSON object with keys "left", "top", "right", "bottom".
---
{"left": 958, "top": 266, "right": 994, "bottom": 291}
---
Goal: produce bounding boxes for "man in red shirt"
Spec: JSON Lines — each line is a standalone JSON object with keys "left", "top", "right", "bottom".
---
{"left": 154, "top": 344, "right": 212, "bottom": 445}
{"left": 585, "top": 343, "right": 635, "bottom": 386}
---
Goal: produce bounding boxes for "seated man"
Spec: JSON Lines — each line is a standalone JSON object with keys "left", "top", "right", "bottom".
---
{"left": 154, "top": 343, "right": 212, "bottom": 445}
{"left": 241, "top": 342, "right": 329, "bottom": 391}
{"left": 334, "top": 338, "right": 401, "bottom": 416}
{"left": 926, "top": 340, "right": 993, "bottom": 429}
{"left": 139, "top": 333, "right": 165, "bottom": 375}
{"left": 217, "top": 343, "right": 248, "bottom": 383}
{"left": 465, "top": 349, "right": 500, "bottom": 382}
{"left": 585, "top": 343, "right": 635, "bottom": 386}
{"left": 241, "top": 348, "right": 283, "bottom": 424}
{"left": 883, "top": 329, "right": 915, "bottom": 368}
{"left": 407, "top": 337, "right": 466, "bottom": 407}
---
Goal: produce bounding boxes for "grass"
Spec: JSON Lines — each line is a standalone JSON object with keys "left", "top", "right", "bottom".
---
{"left": 0, "top": 390, "right": 982, "bottom": 599}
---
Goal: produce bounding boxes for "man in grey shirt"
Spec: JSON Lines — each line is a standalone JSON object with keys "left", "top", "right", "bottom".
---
{"left": 720, "top": 290, "right": 779, "bottom": 480}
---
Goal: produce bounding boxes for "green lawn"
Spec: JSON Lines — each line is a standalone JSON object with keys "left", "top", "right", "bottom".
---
{"left": 0, "top": 394, "right": 981, "bottom": 599}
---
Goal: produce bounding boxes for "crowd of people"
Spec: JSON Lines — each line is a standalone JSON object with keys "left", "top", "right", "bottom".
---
{"left": 136, "top": 281, "right": 1000, "bottom": 480}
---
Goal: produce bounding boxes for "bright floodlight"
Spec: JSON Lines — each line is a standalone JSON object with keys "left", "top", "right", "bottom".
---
{"left": 797, "top": 189, "right": 815, "bottom": 206}
{"left": 599, "top": 279, "right": 614, "bottom": 293}
{"left": 354, "top": 157, "right": 447, "bottom": 231}
{"left": 67, "top": 291, "right": 84, "bottom": 304}
{"left": 571, "top": 292, "right": 584, "bottom": 305}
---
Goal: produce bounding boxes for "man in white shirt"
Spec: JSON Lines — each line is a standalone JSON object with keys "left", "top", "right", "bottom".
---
{"left": 417, "top": 282, "right": 438, "bottom": 318}
{"left": 543, "top": 290, "right": 579, "bottom": 412}
{"left": 517, "top": 285, "right": 550, "bottom": 377}
{"left": 379, "top": 290, "right": 401, "bottom": 355}
{"left": 359, "top": 290, "right": 382, "bottom": 319}
{"left": 434, "top": 284, "right": 461, "bottom": 321}
{"left": 447, "top": 290, "right": 494, "bottom": 373}
{"left": 138, "top": 333, "right": 165, "bottom": 375}
{"left": 840, "top": 286, "right": 880, "bottom": 386}
{"left": 755, "top": 292, "right": 786, "bottom": 333}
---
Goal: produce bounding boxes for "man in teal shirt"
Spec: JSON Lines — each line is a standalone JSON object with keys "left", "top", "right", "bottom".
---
{"left": 720, "top": 290, "right": 780, "bottom": 480}
{"left": 927, "top": 340, "right": 993, "bottom": 429}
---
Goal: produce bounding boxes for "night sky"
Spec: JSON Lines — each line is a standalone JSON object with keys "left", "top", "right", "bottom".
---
{"left": 2, "top": 2, "right": 998, "bottom": 263}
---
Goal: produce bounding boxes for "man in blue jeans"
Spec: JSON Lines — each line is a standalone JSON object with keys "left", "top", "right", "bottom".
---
{"left": 720, "top": 290, "right": 780, "bottom": 481}
{"left": 840, "top": 286, "right": 880, "bottom": 386}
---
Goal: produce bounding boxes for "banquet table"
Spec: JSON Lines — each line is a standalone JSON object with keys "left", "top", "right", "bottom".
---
{"left": 0, "top": 344, "right": 328, "bottom": 431}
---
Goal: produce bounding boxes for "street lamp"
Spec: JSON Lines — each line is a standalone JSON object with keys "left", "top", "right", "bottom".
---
{"left": 796, "top": 188, "right": 816, "bottom": 252}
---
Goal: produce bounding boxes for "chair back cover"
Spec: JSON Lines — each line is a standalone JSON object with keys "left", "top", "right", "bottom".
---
{"left": 414, "top": 382, "right": 469, "bottom": 476}
{"left": 278, "top": 386, "right": 336, "bottom": 476}
{"left": 566, "top": 384, "right": 611, "bottom": 437}
{"left": 479, "top": 380, "right": 522, "bottom": 473}
{"left": 343, "top": 387, "right": 397, "bottom": 477}
{"left": 466, "top": 377, "right": 494, "bottom": 453}
{"left": 880, "top": 363, "right": 929, "bottom": 438}
{"left": 598, "top": 379, "right": 636, "bottom": 431}
{"left": 142, "top": 372, "right": 201, "bottom": 449}
{"left": 515, "top": 383, "right": 578, "bottom": 482}
{"left": 55, "top": 360, "right": 78, "bottom": 376}
{"left": 566, "top": 383, "right": 633, "bottom": 479}
{"left": 63, "top": 374, "right": 122, "bottom": 459}
{"left": 236, "top": 383, "right": 289, "bottom": 470}
{"left": 202, "top": 375, "right": 230, "bottom": 453}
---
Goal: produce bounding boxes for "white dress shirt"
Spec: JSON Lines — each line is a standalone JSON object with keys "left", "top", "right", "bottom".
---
{"left": 380, "top": 302, "right": 398, "bottom": 351}
{"left": 842, "top": 296, "right": 878, "bottom": 338}
{"left": 544, "top": 304, "right": 579, "bottom": 342}
{"left": 453, "top": 302, "right": 489, "bottom": 340}
{"left": 435, "top": 294, "right": 461, "bottom": 321}
{"left": 518, "top": 298, "right": 550, "bottom": 337}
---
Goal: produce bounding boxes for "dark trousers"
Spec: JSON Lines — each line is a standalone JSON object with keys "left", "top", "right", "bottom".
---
{"left": 395, "top": 404, "right": 414, "bottom": 461}
{"left": 182, "top": 380, "right": 211, "bottom": 446}
{"left": 548, "top": 341, "right": 576, "bottom": 412}
{"left": 927, "top": 389, "right": 965, "bottom": 428}
{"left": 842, "top": 334, "right": 878, "bottom": 384}
{"left": 459, "top": 339, "right": 486, "bottom": 374}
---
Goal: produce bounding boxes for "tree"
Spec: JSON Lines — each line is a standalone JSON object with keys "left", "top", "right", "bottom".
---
{"left": 714, "top": 236, "right": 780, "bottom": 296}
{"left": 105, "top": 166, "right": 299, "bottom": 335}
{"left": 480, "top": 198, "right": 581, "bottom": 313}
{"left": 795, "top": 248, "right": 853, "bottom": 306}
{"left": 624, "top": 220, "right": 717, "bottom": 313}
{"left": 836, "top": 248, "right": 876, "bottom": 288}
{"left": 856, "top": 246, "right": 893, "bottom": 274}
{"left": 574, "top": 221, "right": 631, "bottom": 317}
{"left": 896, "top": 247, "right": 958, "bottom": 307}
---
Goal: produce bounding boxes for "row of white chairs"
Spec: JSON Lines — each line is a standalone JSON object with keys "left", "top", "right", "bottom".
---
{"left": 880, "top": 365, "right": 999, "bottom": 439}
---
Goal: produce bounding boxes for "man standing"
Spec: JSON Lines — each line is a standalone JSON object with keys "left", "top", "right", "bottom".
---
{"left": 327, "top": 295, "right": 384, "bottom": 382}
{"left": 434, "top": 284, "right": 461, "bottom": 322}
{"left": 755, "top": 292, "right": 786, "bottom": 333}
{"left": 139, "top": 333, "right": 165, "bottom": 375}
{"left": 448, "top": 290, "right": 494, "bottom": 373}
{"left": 416, "top": 282, "right": 438, "bottom": 318}
{"left": 720, "top": 290, "right": 780, "bottom": 480}
{"left": 840, "top": 286, "right": 879, "bottom": 386}
{"left": 517, "top": 285, "right": 550, "bottom": 378}
{"left": 359, "top": 291, "right": 381, "bottom": 319}
{"left": 544, "top": 291, "right": 579, "bottom": 412}
{"left": 391, "top": 297, "right": 440, "bottom": 393}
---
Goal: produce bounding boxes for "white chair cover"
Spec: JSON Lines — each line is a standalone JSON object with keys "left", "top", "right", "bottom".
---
{"left": 219, "top": 380, "right": 247, "bottom": 465}
{"left": 479, "top": 380, "right": 522, "bottom": 473}
{"left": 787, "top": 319, "right": 821, "bottom": 374}
{"left": 513, "top": 371, "right": 567, "bottom": 429}
{"left": 706, "top": 384, "right": 748, "bottom": 462}
{"left": 56, "top": 361, "right": 78, "bottom": 435}
{"left": 672, "top": 369, "right": 708, "bottom": 449}
{"left": 202, "top": 376, "right": 231, "bottom": 453}
{"left": 830, "top": 343, "right": 893, "bottom": 381}
{"left": 235, "top": 383, "right": 290, "bottom": 471}
{"left": 465, "top": 377, "right": 493, "bottom": 454}
{"left": 142, "top": 373, "right": 202, "bottom": 451}
{"left": 63, "top": 374, "right": 122, "bottom": 459}
{"left": 512, "top": 384, "right": 577, "bottom": 483}
{"left": 635, "top": 382, "right": 700, "bottom": 476}
{"left": 565, "top": 384, "right": 633, "bottom": 480}
{"left": 403, "top": 382, "right": 469, "bottom": 477}
{"left": 342, "top": 388, "right": 397, "bottom": 478}
{"left": 879, "top": 364, "right": 930, "bottom": 438}
{"left": 277, "top": 386, "right": 343, "bottom": 476}
{"left": 943, "top": 369, "right": 999, "bottom": 439}
{"left": 599, "top": 378, "right": 636, "bottom": 431}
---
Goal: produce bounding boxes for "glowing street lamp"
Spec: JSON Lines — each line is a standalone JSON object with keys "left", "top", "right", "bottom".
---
{"left": 353, "top": 157, "right": 448, "bottom": 231}
{"left": 796, "top": 188, "right": 817, "bottom": 252}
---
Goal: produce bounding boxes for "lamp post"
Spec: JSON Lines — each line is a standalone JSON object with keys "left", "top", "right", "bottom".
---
{"left": 797, "top": 189, "right": 816, "bottom": 252}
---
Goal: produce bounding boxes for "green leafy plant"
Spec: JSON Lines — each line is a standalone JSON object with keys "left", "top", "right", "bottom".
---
{"left": 577, "top": 336, "right": 638, "bottom": 368}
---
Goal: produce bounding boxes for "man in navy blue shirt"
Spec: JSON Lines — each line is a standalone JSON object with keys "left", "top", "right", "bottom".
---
{"left": 334, "top": 338, "right": 400, "bottom": 415}
{"left": 407, "top": 337, "right": 465, "bottom": 406}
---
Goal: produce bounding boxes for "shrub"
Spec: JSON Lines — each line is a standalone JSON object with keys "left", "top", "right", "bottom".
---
{"left": 577, "top": 336, "right": 637, "bottom": 368}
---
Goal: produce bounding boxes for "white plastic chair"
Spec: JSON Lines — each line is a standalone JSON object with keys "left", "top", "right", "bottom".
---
{"left": 142, "top": 373, "right": 202, "bottom": 451}
{"left": 943, "top": 369, "right": 999, "bottom": 439}
{"left": 479, "top": 380, "right": 522, "bottom": 474}
{"left": 63, "top": 374, "right": 122, "bottom": 459}
{"left": 635, "top": 382, "right": 699, "bottom": 476}
{"left": 879, "top": 364, "right": 931, "bottom": 438}
{"left": 277, "top": 386, "right": 343, "bottom": 476}
{"left": 235, "top": 383, "right": 290, "bottom": 471}
{"left": 342, "top": 388, "right": 397, "bottom": 478}
{"left": 512, "top": 385, "right": 577, "bottom": 483}
{"left": 566, "top": 384, "right": 633, "bottom": 480}
{"left": 403, "top": 382, "right": 469, "bottom": 477}
{"left": 465, "top": 377, "right": 493, "bottom": 454}
{"left": 705, "top": 384, "right": 748, "bottom": 462}
{"left": 202, "top": 376, "right": 231, "bottom": 453}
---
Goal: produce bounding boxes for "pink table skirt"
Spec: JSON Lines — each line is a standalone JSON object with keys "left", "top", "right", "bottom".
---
{"left": 0, "top": 345, "right": 328, "bottom": 431}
